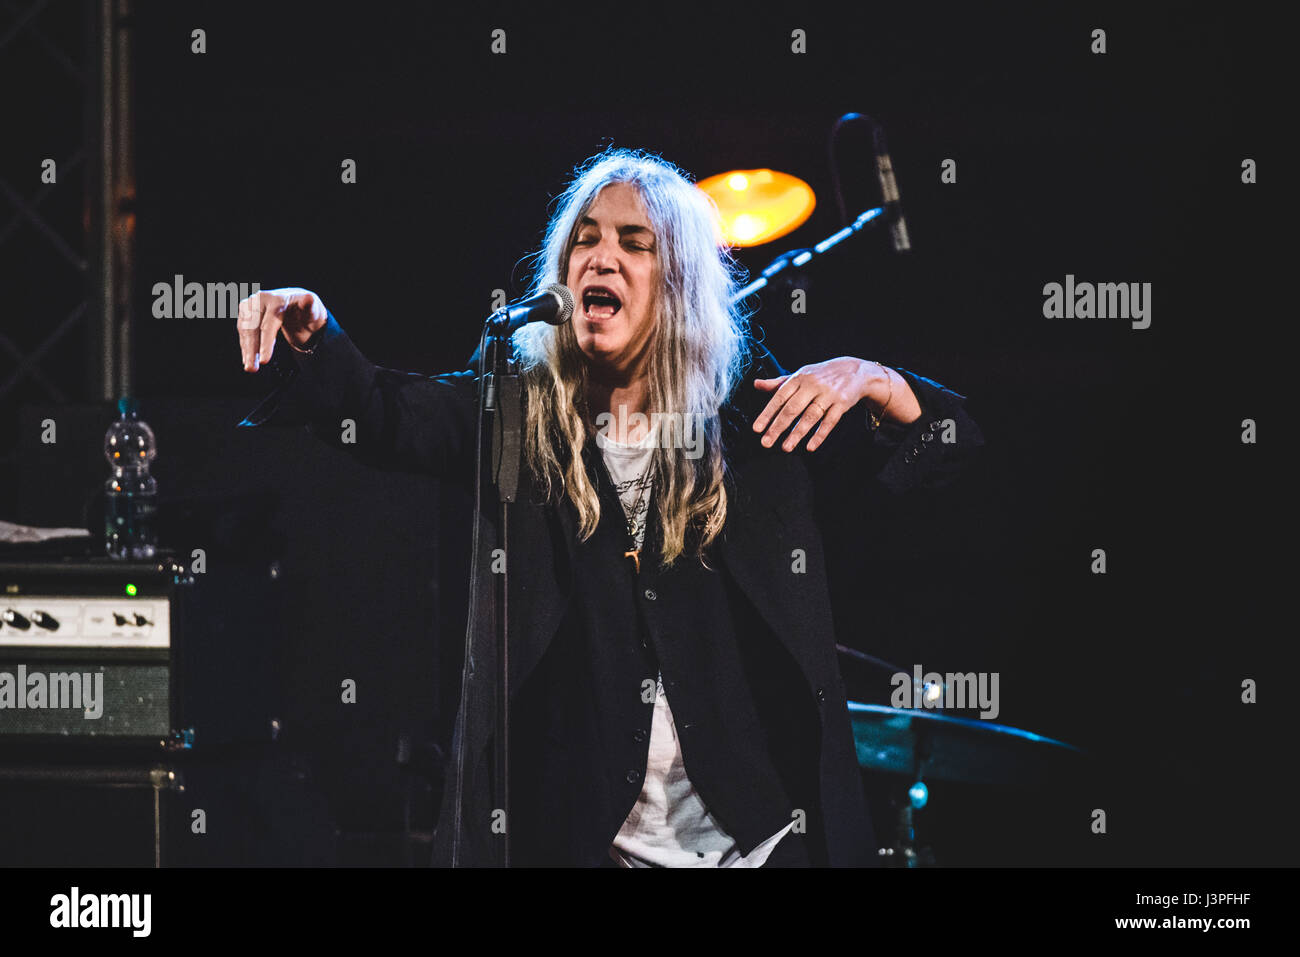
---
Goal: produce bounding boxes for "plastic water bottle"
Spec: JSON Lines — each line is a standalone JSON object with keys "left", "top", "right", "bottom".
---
{"left": 104, "top": 396, "right": 158, "bottom": 559}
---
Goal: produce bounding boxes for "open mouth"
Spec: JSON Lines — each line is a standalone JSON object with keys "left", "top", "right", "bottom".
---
{"left": 582, "top": 285, "right": 622, "bottom": 320}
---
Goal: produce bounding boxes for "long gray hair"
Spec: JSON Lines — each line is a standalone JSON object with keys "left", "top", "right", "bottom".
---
{"left": 513, "top": 148, "right": 752, "bottom": 568}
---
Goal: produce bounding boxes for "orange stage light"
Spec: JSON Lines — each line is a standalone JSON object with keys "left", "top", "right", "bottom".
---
{"left": 696, "top": 168, "right": 816, "bottom": 247}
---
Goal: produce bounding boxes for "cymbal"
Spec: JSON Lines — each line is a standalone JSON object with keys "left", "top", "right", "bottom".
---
{"left": 847, "top": 702, "right": 1083, "bottom": 785}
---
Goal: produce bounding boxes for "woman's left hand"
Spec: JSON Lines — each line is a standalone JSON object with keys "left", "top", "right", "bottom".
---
{"left": 752, "top": 357, "right": 915, "bottom": 452}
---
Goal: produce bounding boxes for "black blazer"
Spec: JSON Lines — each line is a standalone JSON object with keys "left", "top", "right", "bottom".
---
{"left": 239, "top": 313, "right": 984, "bottom": 866}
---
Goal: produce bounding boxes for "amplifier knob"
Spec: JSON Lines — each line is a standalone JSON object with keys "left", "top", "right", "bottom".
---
{"left": 2, "top": 610, "right": 31, "bottom": 630}
{"left": 112, "top": 612, "right": 130, "bottom": 626}
{"left": 133, "top": 614, "right": 152, "bottom": 627}
{"left": 31, "top": 611, "right": 60, "bottom": 630}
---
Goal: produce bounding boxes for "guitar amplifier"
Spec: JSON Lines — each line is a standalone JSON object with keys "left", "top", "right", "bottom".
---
{"left": 0, "top": 554, "right": 189, "bottom": 750}
{"left": 0, "top": 549, "right": 300, "bottom": 866}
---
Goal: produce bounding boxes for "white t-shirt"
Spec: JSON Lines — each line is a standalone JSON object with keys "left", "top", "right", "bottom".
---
{"left": 598, "top": 425, "right": 795, "bottom": 867}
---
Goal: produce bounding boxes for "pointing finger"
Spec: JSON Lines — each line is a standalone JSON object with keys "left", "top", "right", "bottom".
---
{"left": 237, "top": 297, "right": 262, "bottom": 371}
{"left": 257, "top": 297, "right": 284, "bottom": 370}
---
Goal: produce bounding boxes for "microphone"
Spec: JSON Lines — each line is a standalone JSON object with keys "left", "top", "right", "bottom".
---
{"left": 492, "top": 283, "right": 575, "bottom": 335}
{"left": 871, "top": 124, "right": 911, "bottom": 253}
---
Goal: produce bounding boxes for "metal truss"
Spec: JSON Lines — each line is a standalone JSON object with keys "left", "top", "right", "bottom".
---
{"left": 0, "top": 0, "right": 133, "bottom": 489}
{"left": 0, "top": 0, "right": 132, "bottom": 409}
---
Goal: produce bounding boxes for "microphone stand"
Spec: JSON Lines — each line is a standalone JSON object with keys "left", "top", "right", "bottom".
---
{"left": 734, "top": 115, "right": 913, "bottom": 306}
{"left": 730, "top": 205, "right": 885, "bottom": 304}
{"left": 485, "top": 309, "right": 522, "bottom": 868}
{"left": 451, "top": 308, "right": 522, "bottom": 868}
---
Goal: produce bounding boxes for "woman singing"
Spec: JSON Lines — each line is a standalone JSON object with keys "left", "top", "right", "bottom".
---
{"left": 236, "top": 147, "right": 982, "bottom": 867}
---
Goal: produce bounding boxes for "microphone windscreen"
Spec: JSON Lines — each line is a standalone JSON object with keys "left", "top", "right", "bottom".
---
{"left": 545, "top": 283, "right": 575, "bottom": 324}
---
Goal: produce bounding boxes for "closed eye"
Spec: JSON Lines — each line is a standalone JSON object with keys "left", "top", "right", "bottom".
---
{"left": 573, "top": 235, "right": 652, "bottom": 251}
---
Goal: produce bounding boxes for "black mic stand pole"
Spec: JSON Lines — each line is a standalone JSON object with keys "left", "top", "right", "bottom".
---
{"left": 450, "top": 288, "right": 569, "bottom": 868}
{"left": 463, "top": 308, "right": 523, "bottom": 867}
{"left": 731, "top": 205, "right": 886, "bottom": 304}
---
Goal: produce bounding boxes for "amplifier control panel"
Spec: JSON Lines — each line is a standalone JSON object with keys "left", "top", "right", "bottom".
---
{"left": 0, "top": 598, "right": 170, "bottom": 649}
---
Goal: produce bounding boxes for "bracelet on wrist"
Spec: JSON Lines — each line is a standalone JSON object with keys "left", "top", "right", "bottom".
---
{"left": 286, "top": 327, "right": 322, "bottom": 355}
{"left": 866, "top": 362, "right": 894, "bottom": 430}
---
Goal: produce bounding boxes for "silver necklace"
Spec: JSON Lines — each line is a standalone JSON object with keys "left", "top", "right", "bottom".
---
{"left": 621, "top": 467, "right": 653, "bottom": 573}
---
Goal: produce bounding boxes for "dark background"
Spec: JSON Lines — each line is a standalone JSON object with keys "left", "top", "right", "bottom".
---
{"left": 1, "top": 2, "right": 1286, "bottom": 865}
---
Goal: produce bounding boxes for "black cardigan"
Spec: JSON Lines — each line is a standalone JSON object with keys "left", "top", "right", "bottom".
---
{"left": 239, "top": 313, "right": 984, "bottom": 866}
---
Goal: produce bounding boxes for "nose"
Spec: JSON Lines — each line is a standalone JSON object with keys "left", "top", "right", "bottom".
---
{"left": 588, "top": 238, "right": 618, "bottom": 273}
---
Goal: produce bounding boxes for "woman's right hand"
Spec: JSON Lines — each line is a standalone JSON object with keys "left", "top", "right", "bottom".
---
{"left": 237, "top": 287, "right": 328, "bottom": 372}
